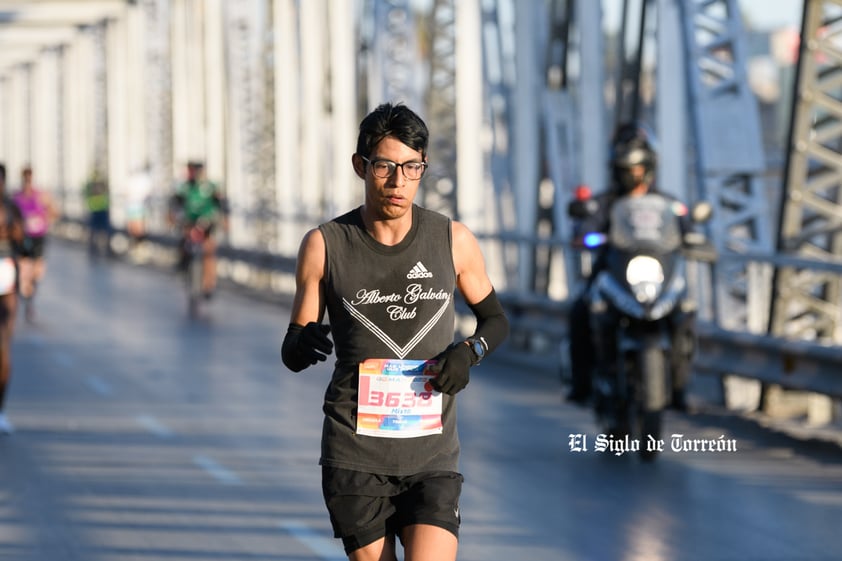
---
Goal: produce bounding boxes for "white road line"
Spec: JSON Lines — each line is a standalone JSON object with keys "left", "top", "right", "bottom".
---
{"left": 193, "top": 455, "right": 242, "bottom": 485}
{"left": 135, "top": 415, "right": 174, "bottom": 438}
{"left": 85, "top": 375, "right": 113, "bottom": 396}
{"left": 279, "top": 519, "right": 346, "bottom": 561}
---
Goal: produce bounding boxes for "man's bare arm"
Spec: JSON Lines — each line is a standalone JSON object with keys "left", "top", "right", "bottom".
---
{"left": 452, "top": 221, "right": 493, "bottom": 305}
{"left": 290, "top": 228, "right": 327, "bottom": 325}
{"left": 282, "top": 228, "right": 333, "bottom": 372}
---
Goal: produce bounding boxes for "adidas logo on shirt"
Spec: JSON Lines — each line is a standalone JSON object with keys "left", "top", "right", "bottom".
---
{"left": 407, "top": 261, "right": 434, "bottom": 279}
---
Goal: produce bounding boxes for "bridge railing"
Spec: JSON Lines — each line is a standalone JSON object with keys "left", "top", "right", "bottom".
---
{"left": 53, "top": 217, "right": 842, "bottom": 400}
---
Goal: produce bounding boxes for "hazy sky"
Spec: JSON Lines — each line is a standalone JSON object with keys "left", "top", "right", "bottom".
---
{"left": 602, "top": 0, "right": 803, "bottom": 32}
{"left": 739, "top": 0, "right": 802, "bottom": 30}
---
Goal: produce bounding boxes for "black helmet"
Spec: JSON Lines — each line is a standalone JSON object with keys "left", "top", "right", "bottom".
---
{"left": 611, "top": 121, "right": 657, "bottom": 147}
{"left": 610, "top": 122, "right": 657, "bottom": 193}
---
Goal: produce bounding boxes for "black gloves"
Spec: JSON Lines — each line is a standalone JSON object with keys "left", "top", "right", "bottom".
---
{"left": 282, "top": 322, "right": 333, "bottom": 372}
{"left": 428, "top": 342, "right": 473, "bottom": 395}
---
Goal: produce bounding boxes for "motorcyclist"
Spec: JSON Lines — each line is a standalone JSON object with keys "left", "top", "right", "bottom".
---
{"left": 566, "top": 122, "right": 696, "bottom": 411}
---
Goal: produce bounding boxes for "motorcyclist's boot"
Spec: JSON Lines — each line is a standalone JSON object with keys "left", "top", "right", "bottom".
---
{"left": 565, "top": 362, "right": 592, "bottom": 405}
{"left": 671, "top": 388, "right": 688, "bottom": 412}
{"left": 566, "top": 384, "right": 591, "bottom": 405}
{"left": 670, "top": 354, "right": 690, "bottom": 411}
{"left": 566, "top": 313, "right": 594, "bottom": 405}
{"left": 670, "top": 357, "right": 691, "bottom": 411}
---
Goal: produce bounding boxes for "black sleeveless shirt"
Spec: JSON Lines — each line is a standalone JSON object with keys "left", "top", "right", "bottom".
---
{"left": 318, "top": 205, "right": 460, "bottom": 475}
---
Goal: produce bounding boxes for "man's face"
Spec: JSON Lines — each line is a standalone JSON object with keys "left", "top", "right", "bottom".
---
{"left": 355, "top": 136, "right": 425, "bottom": 221}
{"left": 629, "top": 164, "right": 649, "bottom": 188}
{"left": 628, "top": 164, "right": 643, "bottom": 179}
{"left": 616, "top": 163, "right": 651, "bottom": 195}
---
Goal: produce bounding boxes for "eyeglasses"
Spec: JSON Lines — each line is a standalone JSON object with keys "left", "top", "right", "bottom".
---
{"left": 360, "top": 156, "right": 427, "bottom": 180}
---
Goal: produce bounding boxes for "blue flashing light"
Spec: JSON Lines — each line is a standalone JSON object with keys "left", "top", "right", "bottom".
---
{"left": 583, "top": 232, "right": 607, "bottom": 248}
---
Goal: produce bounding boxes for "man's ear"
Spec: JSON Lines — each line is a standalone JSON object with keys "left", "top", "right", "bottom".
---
{"left": 352, "top": 154, "right": 366, "bottom": 179}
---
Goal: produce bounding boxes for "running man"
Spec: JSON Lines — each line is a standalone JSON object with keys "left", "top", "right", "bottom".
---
{"left": 282, "top": 103, "right": 509, "bottom": 560}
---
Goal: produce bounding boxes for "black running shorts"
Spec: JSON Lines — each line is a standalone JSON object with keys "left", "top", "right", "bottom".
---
{"left": 18, "top": 236, "right": 45, "bottom": 259}
{"left": 321, "top": 466, "right": 463, "bottom": 555}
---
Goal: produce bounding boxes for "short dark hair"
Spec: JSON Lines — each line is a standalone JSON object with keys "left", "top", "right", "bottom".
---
{"left": 355, "top": 102, "right": 429, "bottom": 159}
{"left": 0, "top": 163, "right": 5, "bottom": 182}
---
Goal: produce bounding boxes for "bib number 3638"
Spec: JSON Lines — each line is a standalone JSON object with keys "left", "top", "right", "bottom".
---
{"left": 356, "top": 358, "right": 442, "bottom": 439}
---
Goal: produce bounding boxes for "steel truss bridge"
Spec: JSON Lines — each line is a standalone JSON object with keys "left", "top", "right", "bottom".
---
{"left": 0, "top": 0, "right": 840, "bottom": 424}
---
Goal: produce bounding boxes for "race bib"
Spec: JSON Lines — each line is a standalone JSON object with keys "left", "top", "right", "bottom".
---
{"left": 356, "top": 358, "right": 442, "bottom": 438}
{"left": 25, "top": 216, "right": 46, "bottom": 236}
{"left": 0, "top": 258, "right": 15, "bottom": 295}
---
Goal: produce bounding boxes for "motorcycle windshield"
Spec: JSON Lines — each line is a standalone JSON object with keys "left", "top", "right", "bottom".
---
{"left": 608, "top": 193, "right": 683, "bottom": 254}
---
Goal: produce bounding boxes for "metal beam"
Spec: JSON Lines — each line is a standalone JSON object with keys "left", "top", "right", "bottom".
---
{"left": 0, "top": 2, "right": 126, "bottom": 74}
{"left": 772, "top": 0, "right": 842, "bottom": 343}
{"left": 679, "top": 0, "right": 774, "bottom": 331}
{"left": 424, "top": 0, "right": 458, "bottom": 218}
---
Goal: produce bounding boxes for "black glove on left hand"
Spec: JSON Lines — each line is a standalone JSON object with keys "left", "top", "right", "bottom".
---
{"left": 428, "top": 342, "right": 473, "bottom": 395}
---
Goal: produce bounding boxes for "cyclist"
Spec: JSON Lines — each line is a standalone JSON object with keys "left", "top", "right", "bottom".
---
{"left": 168, "top": 161, "right": 229, "bottom": 298}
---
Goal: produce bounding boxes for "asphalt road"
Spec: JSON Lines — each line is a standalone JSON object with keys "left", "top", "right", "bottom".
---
{"left": 0, "top": 239, "right": 840, "bottom": 561}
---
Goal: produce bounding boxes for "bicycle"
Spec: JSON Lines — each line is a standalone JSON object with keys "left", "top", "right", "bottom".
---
{"left": 179, "top": 217, "right": 212, "bottom": 318}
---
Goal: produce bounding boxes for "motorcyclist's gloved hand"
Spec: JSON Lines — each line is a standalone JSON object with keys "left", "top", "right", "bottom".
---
{"left": 428, "top": 342, "right": 473, "bottom": 395}
{"left": 282, "top": 322, "right": 333, "bottom": 372}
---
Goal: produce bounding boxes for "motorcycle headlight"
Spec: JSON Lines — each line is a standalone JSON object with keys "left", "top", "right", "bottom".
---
{"left": 626, "top": 256, "right": 664, "bottom": 304}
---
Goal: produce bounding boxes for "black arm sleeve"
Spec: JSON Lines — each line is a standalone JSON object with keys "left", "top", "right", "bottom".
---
{"left": 468, "top": 288, "right": 509, "bottom": 355}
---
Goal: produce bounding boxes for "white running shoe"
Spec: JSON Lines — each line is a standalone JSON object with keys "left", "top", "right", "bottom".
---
{"left": 0, "top": 412, "right": 15, "bottom": 434}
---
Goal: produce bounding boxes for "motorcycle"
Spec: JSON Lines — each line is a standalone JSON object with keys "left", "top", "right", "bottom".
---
{"left": 569, "top": 192, "right": 713, "bottom": 461}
